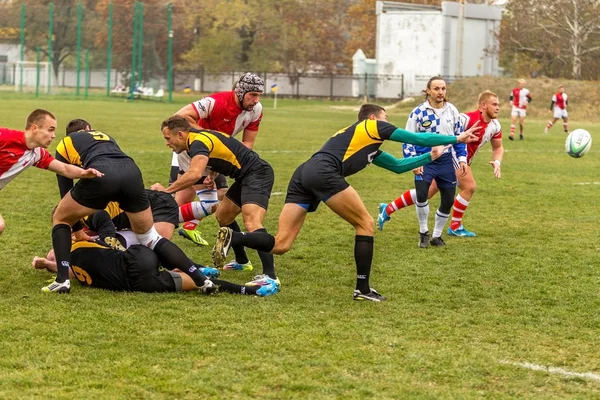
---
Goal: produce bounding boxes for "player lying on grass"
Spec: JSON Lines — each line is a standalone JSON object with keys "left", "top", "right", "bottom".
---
{"left": 45, "top": 118, "right": 215, "bottom": 294}
{"left": 0, "top": 109, "right": 103, "bottom": 237}
{"left": 378, "top": 90, "right": 504, "bottom": 238}
{"left": 212, "top": 104, "right": 480, "bottom": 302}
{"left": 33, "top": 240, "right": 279, "bottom": 296}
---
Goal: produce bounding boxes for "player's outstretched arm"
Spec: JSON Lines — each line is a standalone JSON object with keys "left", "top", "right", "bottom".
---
{"left": 389, "top": 123, "right": 479, "bottom": 147}
{"left": 372, "top": 151, "right": 432, "bottom": 174}
{"left": 47, "top": 160, "right": 103, "bottom": 179}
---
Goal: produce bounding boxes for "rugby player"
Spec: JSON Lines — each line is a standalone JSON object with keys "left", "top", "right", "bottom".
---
{"left": 153, "top": 116, "right": 279, "bottom": 289}
{"left": 212, "top": 103, "right": 480, "bottom": 302}
{"left": 43, "top": 119, "right": 215, "bottom": 294}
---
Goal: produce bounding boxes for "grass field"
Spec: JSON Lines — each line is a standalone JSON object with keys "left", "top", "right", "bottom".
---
{"left": 1, "top": 91, "right": 599, "bottom": 399}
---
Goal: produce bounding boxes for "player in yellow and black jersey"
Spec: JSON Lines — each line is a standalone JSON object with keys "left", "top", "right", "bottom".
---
{"left": 212, "top": 104, "right": 480, "bottom": 302}
{"left": 153, "top": 116, "right": 279, "bottom": 289}
{"left": 43, "top": 119, "right": 217, "bottom": 295}
{"left": 32, "top": 240, "right": 279, "bottom": 296}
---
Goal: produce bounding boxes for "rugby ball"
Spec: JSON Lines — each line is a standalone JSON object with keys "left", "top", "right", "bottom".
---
{"left": 565, "top": 129, "right": 592, "bottom": 158}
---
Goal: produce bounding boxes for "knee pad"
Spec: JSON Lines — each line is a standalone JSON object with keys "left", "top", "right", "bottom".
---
{"left": 135, "top": 226, "right": 163, "bottom": 250}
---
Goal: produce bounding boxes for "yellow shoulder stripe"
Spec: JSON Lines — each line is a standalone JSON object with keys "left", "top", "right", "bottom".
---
{"left": 56, "top": 136, "right": 82, "bottom": 166}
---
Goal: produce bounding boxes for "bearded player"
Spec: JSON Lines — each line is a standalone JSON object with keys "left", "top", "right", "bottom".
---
{"left": 378, "top": 90, "right": 503, "bottom": 237}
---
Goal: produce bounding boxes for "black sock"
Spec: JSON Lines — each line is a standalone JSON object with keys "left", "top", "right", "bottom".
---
{"left": 354, "top": 235, "right": 374, "bottom": 293}
{"left": 52, "top": 224, "right": 72, "bottom": 283}
{"left": 154, "top": 238, "right": 207, "bottom": 286}
{"left": 254, "top": 228, "right": 276, "bottom": 279}
{"left": 231, "top": 230, "right": 275, "bottom": 253}
{"left": 212, "top": 278, "right": 258, "bottom": 295}
{"left": 228, "top": 220, "right": 249, "bottom": 264}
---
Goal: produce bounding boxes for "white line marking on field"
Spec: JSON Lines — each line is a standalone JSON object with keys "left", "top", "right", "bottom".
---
{"left": 573, "top": 182, "right": 600, "bottom": 185}
{"left": 500, "top": 360, "right": 600, "bottom": 382}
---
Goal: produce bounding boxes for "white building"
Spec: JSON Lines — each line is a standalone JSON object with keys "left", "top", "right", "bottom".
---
{"left": 375, "top": 1, "right": 502, "bottom": 97}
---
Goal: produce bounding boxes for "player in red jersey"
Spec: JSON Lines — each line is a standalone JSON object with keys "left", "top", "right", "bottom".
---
{"left": 545, "top": 85, "right": 569, "bottom": 134}
{"left": 509, "top": 79, "right": 531, "bottom": 140}
{"left": 159, "top": 73, "right": 264, "bottom": 270}
{"left": 378, "top": 90, "right": 503, "bottom": 237}
{"left": 0, "top": 109, "right": 103, "bottom": 236}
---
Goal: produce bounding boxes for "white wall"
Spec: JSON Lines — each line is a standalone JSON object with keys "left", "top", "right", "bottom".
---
{"left": 375, "top": 1, "right": 502, "bottom": 97}
{"left": 376, "top": 3, "right": 443, "bottom": 97}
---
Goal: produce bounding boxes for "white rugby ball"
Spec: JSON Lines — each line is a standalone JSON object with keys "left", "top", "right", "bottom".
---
{"left": 565, "top": 129, "right": 592, "bottom": 158}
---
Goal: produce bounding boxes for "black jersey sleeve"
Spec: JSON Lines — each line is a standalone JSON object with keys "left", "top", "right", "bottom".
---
{"left": 376, "top": 121, "right": 400, "bottom": 140}
{"left": 188, "top": 139, "right": 210, "bottom": 159}
{"left": 55, "top": 150, "right": 74, "bottom": 199}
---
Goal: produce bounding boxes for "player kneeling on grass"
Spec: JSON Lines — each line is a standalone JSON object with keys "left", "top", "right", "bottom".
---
{"left": 33, "top": 240, "right": 279, "bottom": 296}
{"left": 212, "top": 104, "right": 480, "bottom": 302}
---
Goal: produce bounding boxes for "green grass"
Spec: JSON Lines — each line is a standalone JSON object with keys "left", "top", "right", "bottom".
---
{"left": 1, "top": 93, "right": 600, "bottom": 399}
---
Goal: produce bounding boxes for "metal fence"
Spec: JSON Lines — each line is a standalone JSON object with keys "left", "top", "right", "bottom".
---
{"left": 0, "top": 63, "right": 406, "bottom": 100}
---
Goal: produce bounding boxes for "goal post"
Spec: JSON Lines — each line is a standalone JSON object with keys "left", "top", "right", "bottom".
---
{"left": 13, "top": 61, "right": 59, "bottom": 94}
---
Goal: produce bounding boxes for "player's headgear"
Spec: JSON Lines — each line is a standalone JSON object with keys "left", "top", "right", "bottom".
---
{"left": 234, "top": 72, "right": 264, "bottom": 104}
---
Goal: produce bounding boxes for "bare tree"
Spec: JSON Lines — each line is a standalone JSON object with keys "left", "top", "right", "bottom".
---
{"left": 500, "top": 0, "right": 600, "bottom": 79}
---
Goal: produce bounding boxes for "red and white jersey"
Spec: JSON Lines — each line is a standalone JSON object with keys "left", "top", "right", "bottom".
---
{"left": 460, "top": 110, "right": 502, "bottom": 165}
{"left": 552, "top": 92, "right": 567, "bottom": 109}
{"left": 511, "top": 88, "right": 531, "bottom": 109}
{"left": 0, "top": 128, "right": 54, "bottom": 190}
{"left": 191, "top": 91, "right": 263, "bottom": 137}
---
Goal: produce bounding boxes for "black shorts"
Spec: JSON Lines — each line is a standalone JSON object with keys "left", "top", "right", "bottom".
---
{"left": 71, "top": 159, "right": 149, "bottom": 213}
{"left": 285, "top": 154, "right": 349, "bottom": 212}
{"left": 122, "top": 245, "right": 181, "bottom": 292}
{"left": 146, "top": 190, "right": 179, "bottom": 227}
{"left": 225, "top": 160, "right": 274, "bottom": 210}
{"left": 179, "top": 171, "right": 229, "bottom": 189}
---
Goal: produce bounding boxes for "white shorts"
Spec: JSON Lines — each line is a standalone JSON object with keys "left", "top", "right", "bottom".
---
{"left": 511, "top": 107, "right": 527, "bottom": 118}
{"left": 553, "top": 107, "right": 568, "bottom": 119}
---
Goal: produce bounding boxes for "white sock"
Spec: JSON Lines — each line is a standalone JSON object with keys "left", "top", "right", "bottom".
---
{"left": 433, "top": 210, "right": 450, "bottom": 238}
{"left": 415, "top": 200, "right": 429, "bottom": 233}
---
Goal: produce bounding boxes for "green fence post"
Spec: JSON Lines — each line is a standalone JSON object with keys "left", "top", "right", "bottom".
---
{"left": 85, "top": 49, "right": 90, "bottom": 99}
{"left": 19, "top": 4, "right": 25, "bottom": 92}
{"left": 47, "top": 3, "right": 54, "bottom": 94}
{"left": 167, "top": 4, "right": 173, "bottom": 103}
{"left": 76, "top": 2, "right": 82, "bottom": 96}
{"left": 137, "top": 2, "right": 144, "bottom": 86}
{"left": 129, "top": 2, "right": 139, "bottom": 100}
{"left": 106, "top": 2, "right": 113, "bottom": 96}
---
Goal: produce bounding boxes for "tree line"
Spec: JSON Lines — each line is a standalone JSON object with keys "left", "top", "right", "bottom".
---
{"left": 1, "top": 0, "right": 599, "bottom": 82}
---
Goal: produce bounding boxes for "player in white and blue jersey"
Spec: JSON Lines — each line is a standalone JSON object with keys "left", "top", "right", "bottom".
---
{"left": 401, "top": 76, "right": 469, "bottom": 248}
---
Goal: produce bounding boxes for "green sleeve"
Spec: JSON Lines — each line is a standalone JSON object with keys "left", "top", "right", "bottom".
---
{"left": 389, "top": 128, "right": 458, "bottom": 146}
{"left": 372, "top": 151, "right": 432, "bottom": 174}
